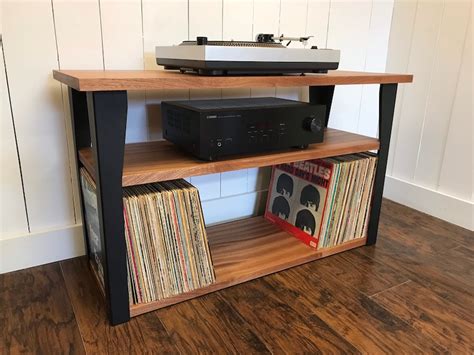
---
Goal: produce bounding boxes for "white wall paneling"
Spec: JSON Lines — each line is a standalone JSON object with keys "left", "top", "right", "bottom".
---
{"left": 223, "top": 0, "right": 253, "bottom": 40}
{"left": 189, "top": 0, "right": 223, "bottom": 99}
{"left": 385, "top": 0, "right": 473, "bottom": 230}
{"left": 2, "top": 0, "right": 75, "bottom": 232}
{"left": 222, "top": 0, "right": 252, "bottom": 98}
{"left": 0, "top": 42, "right": 29, "bottom": 238}
{"left": 53, "top": 0, "right": 105, "bottom": 226}
{"left": 357, "top": 0, "right": 394, "bottom": 138}
{"left": 326, "top": 0, "right": 372, "bottom": 133}
{"left": 391, "top": 0, "right": 444, "bottom": 181}
{"left": 250, "top": 0, "right": 279, "bottom": 98}
{"left": 142, "top": 0, "right": 189, "bottom": 141}
{"left": 414, "top": 2, "right": 471, "bottom": 188}
{"left": 300, "top": 0, "right": 330, "bottom": 102}
{"left": 100, "top": 0, "right": 144, "bottom": 70}
{"left": 438, "top": 18, "right": 472, "bottom": 200}
{"left": 386, "top": 0, "right": 417, "bottom": 174}
{"left": 306, "top": 0, "right": 330, "bottom": 49}
{"left": 189, "top": 0, "right": 223, "bottom": 40}
{"left": 53, "top": 0, "right": 104, "bottom": 70}
{"left": 276, "top": 0, "right": 308, "bottom": 101}
{"left": 143, "top": 0, "right": 189, "bottom": 69}
{"left": 100, "top": 0, "right": 148, "bottom": 144}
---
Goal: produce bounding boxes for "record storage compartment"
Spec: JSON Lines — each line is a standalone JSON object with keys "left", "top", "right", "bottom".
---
{"left": 53, "top": 69, "right": 413, "bottom": 325}
{"left": 79, "top": 129, "right": 379, "bottom": 316}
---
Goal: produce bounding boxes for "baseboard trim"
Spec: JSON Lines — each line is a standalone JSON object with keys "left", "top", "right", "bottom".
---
{"left": 384, "top": 175, "right": 473, "bottom": 231}
{"left": 0, "top": 224, "right": 86, "bottom": 274}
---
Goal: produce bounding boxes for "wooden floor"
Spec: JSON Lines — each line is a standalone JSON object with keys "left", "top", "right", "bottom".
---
{"left": 1, "top": 200, "right": 473, "bottom": 354}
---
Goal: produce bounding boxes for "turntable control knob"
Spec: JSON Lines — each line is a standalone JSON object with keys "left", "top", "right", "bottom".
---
{"left": 197, "top": 36, "right": 208, "bottom": 45}
{"left": 304, "top": 115, "right": 323, "bottom": 133}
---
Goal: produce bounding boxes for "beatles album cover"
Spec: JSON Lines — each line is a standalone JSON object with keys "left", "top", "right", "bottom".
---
{"left": 264, "top": 160, "right": 334, "bottom": 248}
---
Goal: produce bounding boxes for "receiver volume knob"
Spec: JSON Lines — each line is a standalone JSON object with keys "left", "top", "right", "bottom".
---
{"left": 304, "top": 115, "right": 323, "bottom": 133}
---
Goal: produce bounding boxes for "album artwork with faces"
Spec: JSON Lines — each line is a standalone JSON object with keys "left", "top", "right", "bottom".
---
{"left": 264, "top": 160, "right": 334, "bottom": 248}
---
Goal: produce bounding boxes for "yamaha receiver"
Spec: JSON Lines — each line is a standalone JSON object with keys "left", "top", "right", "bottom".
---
{"left": 161, "top": 97, "right": 326, "bottom": 161}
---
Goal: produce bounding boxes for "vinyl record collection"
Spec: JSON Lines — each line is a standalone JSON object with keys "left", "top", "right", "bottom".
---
{"left": 265, "top": 152, "right": 377, "bottom": 249}
{"left": 318, "top": 152, "right": 377, "bottom": 248}
{"left": 81, "top": 150, "right": 376, "bottom": 306}
{"left": 80, "top": 169, "right": 216, "bottom": 305}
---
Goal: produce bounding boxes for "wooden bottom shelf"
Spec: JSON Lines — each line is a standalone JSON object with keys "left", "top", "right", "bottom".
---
{"left": 130, "top": 216, "right": 366, "bottom": 317}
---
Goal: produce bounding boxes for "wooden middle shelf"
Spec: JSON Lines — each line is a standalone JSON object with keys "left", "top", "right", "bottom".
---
{"left": 79, "top": 128, "right": 379, "bottom": 186}
{"left": 130, "top": 216, "right": 366, "bottom": 317}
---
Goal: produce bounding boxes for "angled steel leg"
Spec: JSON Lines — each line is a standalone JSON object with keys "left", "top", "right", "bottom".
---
{"left": 86, "top": 90, "right": 129, "bottom": 325}
{"left": 367, "top": 84, "right": 398, "bottom": 245}
{"left": 309, "top": 85, "right": 335, "bottom": 126}
{"left": 69, "top": 88, "right": 91, "bottom": 254}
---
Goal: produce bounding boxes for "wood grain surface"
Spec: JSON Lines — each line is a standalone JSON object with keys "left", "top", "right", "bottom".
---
{"left": 0, "top": 264, "right": 84, "bottom": 354}
{"left": 52, "top": 69, "right": 413, "bottom": 91}
{"left": 2, "top": 199, "right": 472, "bottom": 353}
{"left": 130, "top": 217, "right": 367, "bottom": 316}
{"left": 211, "top": 278, "right": 360, "bottom": 354}
{"left": 79, "top": 128, "right": 379, "bottom": 186}
{"left": 59, "top": 258, "right": 179, "bottom": 354}
{"left": 154, "top": 296, "right": 271, "bottom": 353}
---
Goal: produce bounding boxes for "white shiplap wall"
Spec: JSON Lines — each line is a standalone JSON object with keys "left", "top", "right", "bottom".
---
{"left": 2, "top": 0, "right": 469, "bottom": 273}
{"left": 384, "top": 0, "right": 473, "bottom": 230}
{"left": 1, "top": 35, "right": 29, "bottom": 238}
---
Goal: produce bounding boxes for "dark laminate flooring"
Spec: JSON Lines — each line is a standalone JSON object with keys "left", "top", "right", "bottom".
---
{"left": 1, "top": 199, "right": 473, "bottom": 354}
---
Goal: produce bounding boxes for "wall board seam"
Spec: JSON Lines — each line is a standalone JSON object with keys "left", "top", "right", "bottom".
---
{"left": 325, "top": 0, "right": 332, "bottom": 48}
{"left": 51, "top": 0, "right": 79, "bottom": 224}
{"left": 413, "top": 0, "right": 445, "bottom": 182}
{"left": 140, "top": 0, "right": 145, "bottom": 70}
{"left": 98, "top": 0, "right": 106, "bottom": 70}
{"left": 277, "top": 0, "right": 282, "bottom": 36}
{"left": 388, "top": 0, "right": 418, "bottom": 176}
{"left": 1, "top": 39, "right": 30, "bottom": 233}
{"left": 304, "top": 0, "right": 309, "bottom": 37}
{"left": 436, "top": 15, "right": 472, "bottom": 190}
{"left": 355, "top": 0, "right": 374, "bottom": 135}
{"left": 221, "top": 0, "right": 224, "bottom": 40}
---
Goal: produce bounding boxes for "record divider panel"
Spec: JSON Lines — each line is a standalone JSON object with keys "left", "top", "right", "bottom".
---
{"left": 60, "top": 71, "right": 408, "bottom": 326}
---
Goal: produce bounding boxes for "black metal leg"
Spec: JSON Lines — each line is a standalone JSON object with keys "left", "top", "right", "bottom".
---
{"left": 87, "top": 90, "right": 129, "bottom": 325}
{"left": 367, "top": 84, "right": 398, "bottom": 245}
{"left": 309, "top": 85, "right": 335, "bottom": 126}
{"left": 69, "top": 88, "right": 91, "bottom": 255}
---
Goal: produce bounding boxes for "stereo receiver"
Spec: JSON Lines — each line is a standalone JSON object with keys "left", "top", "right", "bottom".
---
{"left": 161, "top": 97, "right": 326, "bottom": 161}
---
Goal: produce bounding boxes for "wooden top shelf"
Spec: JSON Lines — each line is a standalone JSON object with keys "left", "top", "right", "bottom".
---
{"left": 53, "top": 69, "right": 413, "bottom": 91}
{"left": 79, "top": 128, "right": 379, "bottom": 186}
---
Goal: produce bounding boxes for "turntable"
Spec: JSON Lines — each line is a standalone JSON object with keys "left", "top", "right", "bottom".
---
{"left": 155, "top": 34, "right": 340, "bottom": 76}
